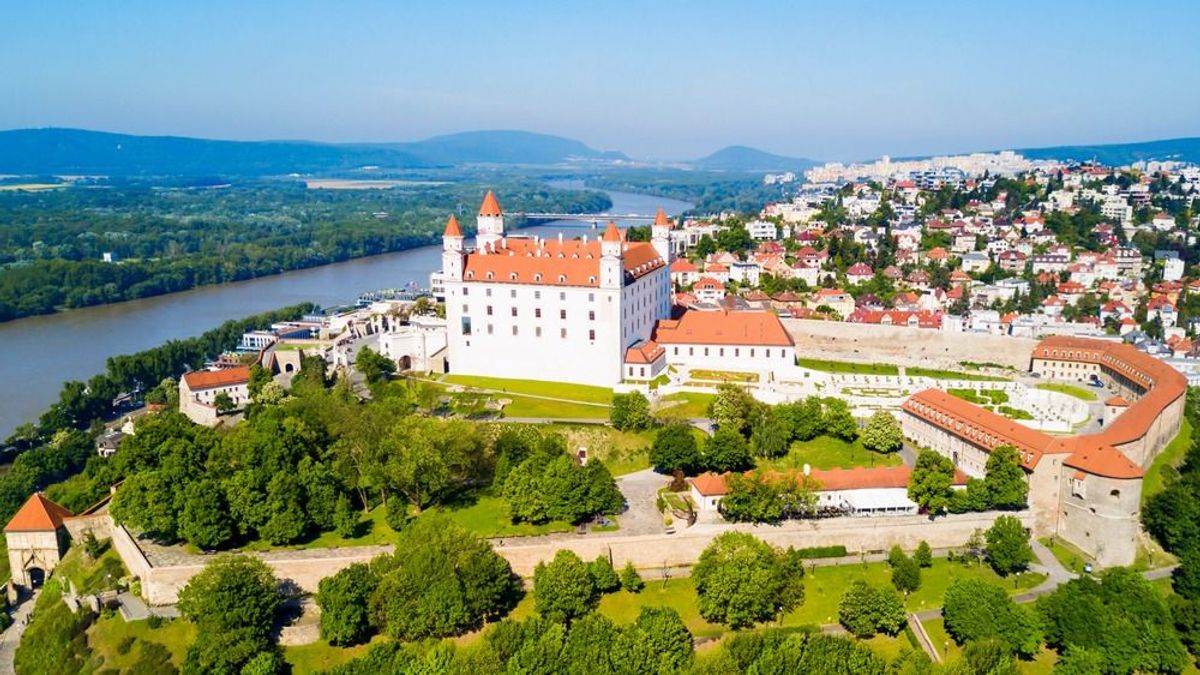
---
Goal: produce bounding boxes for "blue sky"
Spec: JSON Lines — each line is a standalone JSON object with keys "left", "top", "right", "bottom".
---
{"left": 2, "top": 0, "right": 1198, "bottom": 161}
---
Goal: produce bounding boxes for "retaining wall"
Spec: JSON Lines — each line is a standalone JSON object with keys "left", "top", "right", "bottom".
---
{"left": 783, "top": 320, "right": 1038, "bottom": 371}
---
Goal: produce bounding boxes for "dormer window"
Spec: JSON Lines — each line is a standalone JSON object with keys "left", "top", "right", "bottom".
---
{"left": 509, "top": 273, "right": 518, "bottom": 280}
{"left": 486, "top": 272, "right": 494, "bottom": 280}
{"left": 558, "top": 275, "right": 566, "bottom": 283}
{"left": 589, "top": 276, "right": 596, "bottom": 284}
{"left": 534, "top": 273, "right": 543, "bottom": 282}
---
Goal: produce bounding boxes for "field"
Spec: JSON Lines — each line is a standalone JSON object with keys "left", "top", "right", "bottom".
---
{"left": 797, "top": 358, "right": 899, "bottom": 375}
{"left": 1035, "top": 382, "right": 1098, "bottom": 401}
{"left": 0, "top": 182, "right": 67, "bottom": 191}
{"left": 1142, "top": 417, "right": 1194, "bottom": 503}
{"left": 444, "top": 375, "right": 614, "bottom": 404}
{"left": 656, "top": 392, "right": 715, "bottom": 419}
{"left": 758, "top": 435, "right": 904, "bottom": 472}
{"left": 88, "top": 613, "right": 196, "bottom": 672}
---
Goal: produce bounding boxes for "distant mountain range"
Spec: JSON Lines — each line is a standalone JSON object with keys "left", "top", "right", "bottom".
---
{"left": 1017, "top": 137, "right": 1200, "bottom": 166}
{"left": 0, "top": 128, "right": 628, "bottom": 176}
{"left": 689, "top": 145, "right": 820, "bottom": 172}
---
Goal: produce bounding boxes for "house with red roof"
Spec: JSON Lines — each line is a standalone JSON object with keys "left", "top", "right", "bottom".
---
{"left": 179, "top": 365, "right": 251, "bottom": 427}
{"left": 846, "top": 262, "right": 874, "bottom": 285}
{"left": 693, "top": 277, "right": 727, "bottom": 304}
{"left": 5, "top": 493, "right": 73, "bottom": 588}
{"left": 653, "top": 309, "right": 795, "bottom": 371}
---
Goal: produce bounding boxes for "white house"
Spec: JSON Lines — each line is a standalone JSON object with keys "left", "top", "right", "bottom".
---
{"left": 654, "top": 309, "right": 795, "bottom": 371}
{"left": 178, "top": 366, "right": 251, "bottom": 426}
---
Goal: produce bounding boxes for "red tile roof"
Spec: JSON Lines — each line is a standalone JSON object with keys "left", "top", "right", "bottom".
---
{"left": 183, "top": 365, "right": 252, "bottom": 390}
{"left": 655, "top": 208, "right": 671, "bottom": 227}
{"left": 602, "top": 221, "right": 622, "bottom": 242}
{"left": 463, "top": 238, "right": 665, "bottom": 288}
{"left": 443, "top": 214, "right": 463, "bottom": 238}
{"left": 654, "top": 309, "right": 794, "bottom": 348}
{"left": 5, "top": 493, "right": 73, "bottom": 532}
{"left": 479, "top": 191, "right": 502, "bottom": 216}
{"left": 624, "top": 340, "right": 665, "bottom": 365}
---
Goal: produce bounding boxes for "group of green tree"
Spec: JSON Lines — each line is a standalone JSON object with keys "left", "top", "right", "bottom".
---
{"left": 0, "top": 304, "right": 313, "bottom": 530}
{"left": 0, "top": 181, "right": 610, "bottom": 321}
{"left": 1142, "top": 387, "right": 1200, "bottom": 661}
{"left": 886, "top": 541, "right": 932, "bottom": 595}
{"left": 95, "top": 362, "right": 623, "bottom": 550}
{"left": 907, "top": 446, "right": 1029, "bottom": 516}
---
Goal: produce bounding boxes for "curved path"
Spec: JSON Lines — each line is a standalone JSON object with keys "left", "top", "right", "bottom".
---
{"left": 0, "top": 590, "right": 39, "bottom": 674}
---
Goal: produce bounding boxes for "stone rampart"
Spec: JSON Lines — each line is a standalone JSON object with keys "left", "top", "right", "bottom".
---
{"left": 783, "top": 320, "right": 1038, "bottom": 371}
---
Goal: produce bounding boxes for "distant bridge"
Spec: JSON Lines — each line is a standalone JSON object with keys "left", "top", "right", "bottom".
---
{"left": 510, "top": 212, "right": 659, "bottom": 225}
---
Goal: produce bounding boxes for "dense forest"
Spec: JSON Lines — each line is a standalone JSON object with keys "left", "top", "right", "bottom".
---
{"left": 577, "top": 170, "right": 787, "bottom": 215}
{"left": 0, "top": 180, "right": 610, "bottom": 321}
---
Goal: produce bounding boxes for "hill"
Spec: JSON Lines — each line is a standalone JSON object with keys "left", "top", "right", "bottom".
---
{"left": 691, "top": 145, "right": 818, "bottom": 172}
{"left": 0, "top": 128, "right": 626, "bottom": 176}
{"left": 1019, "top": 137, "right": 1200, "bottom": 165}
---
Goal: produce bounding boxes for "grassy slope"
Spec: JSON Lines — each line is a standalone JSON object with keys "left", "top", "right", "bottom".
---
{"left": 1035, "top": 382, "right": 1098, "bottom": 401}
{"left": 444, "top": 375, "right": 614, "bottom": 404}
{"left": 657, "top": 392, "right": 715, "bottom": 419}
{"left": 1143, "top": 416, "right": 1194, "bottom": 503}
{"left": 502, "top": 395, "right": 610, "bottom": 419}
{"left": 797, "top": 358, "right": 900, "bottom": 375}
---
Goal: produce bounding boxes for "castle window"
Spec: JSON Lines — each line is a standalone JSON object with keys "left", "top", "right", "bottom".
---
{"left": 535, "top": 308, "right": 541, "bottom": 318}
{"left": 534, "top": 290, "right": 541, "bottom": 299}
{"left": 511, "top": 307, "right": 517, "bottom": 317}
{"left": 512, "top": 326, "right": 518, "bottom": 336}
{"left": 589, "top": 330, "right": 595, "bottom": 341}
{"left": 560, "top": 309, "right": 567, "bottom": 319}
{"left": 560, "top": 292, "right": 566, "bottom": 301}
{"left": 1110, "top": 489, "right": 1120, "bottom": 498}
{"left": 561, "top": 328, "right": 567, "bottom": 339}
{"left": 589, "top": 311, "right": 595, "bottom": 321}
{"left": 487, "top": 305, "right": 493, "bottom": 316}
{"left": 487, "top": 324, "right": 494, "bottom": 335}
{"left": 536, "top": 327, "right": 542, "bottom": 337}
{"left": 589, "top": 293, "right": 595, "bottom": 302}
{"left": 510, "top": 289, "right": 517, "bottom": 297}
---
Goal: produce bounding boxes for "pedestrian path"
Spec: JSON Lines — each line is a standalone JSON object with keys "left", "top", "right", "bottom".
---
{"left": 0, "top": 590, "right": 39, "bottom": 674}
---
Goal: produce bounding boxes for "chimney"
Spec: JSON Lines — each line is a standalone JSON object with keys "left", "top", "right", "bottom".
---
{"left": 558, "top": 232, "right": 563, "bottom": 244}
{"left": 582, "top": 234, "right": 589, "bottom": 244}
{"left": 803, "top": 463, "right": 811, "bottom": 476}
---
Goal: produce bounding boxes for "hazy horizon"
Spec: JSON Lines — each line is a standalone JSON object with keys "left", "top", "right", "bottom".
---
{"left": 3, "top": 0, "right": 1198, "bottom": 161}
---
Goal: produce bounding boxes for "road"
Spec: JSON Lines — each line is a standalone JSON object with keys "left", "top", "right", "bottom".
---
{"left": 0, "top": 590, "right": 39, "bottom": 673}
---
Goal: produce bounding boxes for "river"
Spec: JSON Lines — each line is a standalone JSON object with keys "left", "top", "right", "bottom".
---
{"left": 0, "top": 188, "right": 692, "bottom": 437}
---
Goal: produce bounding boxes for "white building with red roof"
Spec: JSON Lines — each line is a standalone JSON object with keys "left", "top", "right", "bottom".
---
{"left": 653, "top": 309, "right": 795, "bottom": 372}
{"left": 5, "top": 493, "right": 73, "bottom": 588}
{"left": 178, "top": 365, "right": 251, "bottom": 426}
{"left": 441, "top": 193, "right": 673, "bottom": 386}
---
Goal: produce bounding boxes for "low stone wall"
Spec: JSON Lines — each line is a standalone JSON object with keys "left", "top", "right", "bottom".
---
{"left": 117, "top": 511, "right": 1029, "bottom": 605}
{"left": 783, "top": 320, "right": 1038, "bottom": 371}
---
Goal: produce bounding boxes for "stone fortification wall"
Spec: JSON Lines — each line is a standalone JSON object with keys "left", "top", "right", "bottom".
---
{"left": 783, "top": 320, "right": 1038, "bottom": 371}
{"left": 119, "top": 511, "right": 1028, "bottom": 605}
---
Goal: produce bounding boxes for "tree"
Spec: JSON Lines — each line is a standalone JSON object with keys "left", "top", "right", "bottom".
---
{"left": 861, "top": 411, "right": 902, "bottom": 454}
{"left": 692, "top": 532, "right": 805, "bottom": 628}
{"left": 1173, "top": 551, "right": 1200, "bottom": 600}
{"left": 620, "top": 561, "right": 644, "bottom": 593}
{"left": 983, "top": 445, "right": 1028, "bottom": 509}
{"left": 914, "top": 540, "right": 933, "bottom": 568}
{"left": 985, "top": 515, "right": 1033, "bottom": 575}
{"left": 943, "top": 579, "right": 1043, "bottom": 658}
{"left": 354, "top": 346, "right": 396, "bottom": 384}
{"left": 908, "top": 450, "right": 957, "bottom": 515}
{"left": 533, "top": 550, "right": 597, "bottom": 624}
{"left": 822, "top": 398, "right": 858, "bottom": 442}
{"left": 624, "top": 607, "right": 694, "bottom": 674}
{"left": 1053, "top": 645, "right": 1106, "bottom": 675}
{"left": 247, "top": 364, "right": 272, "bottom": 399}
{"left": 589, "top": 555, "right": 621, "bottom": 593}
{"left": 891, "top": 555, "right": 922, "bottom": 594}
{"left": 369, "top": 515, "right": 520, "bottom": 640}
{"left": 750, "top": 407, "right": 790, "bottom": 458}
{"left": 784, "top": 397, "right": 825, "bottom": 442}
{"left": 610, "top": 391, "right": 654, "bottom": 431}
{"left": 838, "top": 581, "right": 906, "bottom": 638}
{"left": 709, "top": 384, "right": 756, "bottom": 435}
{"left": 213, "top": 391, "right": 235, "bottom": 413}
{"left": 649, "top": 425, "right": 702, "bottom": 476}
{"left": 704, "top": 427, "right": 753, "bottom": 473}
{"left": 316, "top": 563, "right": 377, "bottom": 646}
{"left": 177, "top": 555, "right": 280, "bottom": 673}
{"left": 177, "top": 479, "right": 234, "bottom": 550}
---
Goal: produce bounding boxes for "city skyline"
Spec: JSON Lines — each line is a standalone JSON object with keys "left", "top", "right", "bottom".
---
{"left": 2, "top": 0, "right": 1199, "bottom": 161}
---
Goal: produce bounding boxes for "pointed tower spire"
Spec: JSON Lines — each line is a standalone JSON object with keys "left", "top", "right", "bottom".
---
{"left": 654, "top": 207, "right": 671, "bottom": 228}
{"left": 479, "top": 191, "right": 502, "bottom": 217}
{"left": 443, "top": 214, "right": 463, "bottom": 238}
{"left": 602, "top": 221, "right": 622, "bottom": 242}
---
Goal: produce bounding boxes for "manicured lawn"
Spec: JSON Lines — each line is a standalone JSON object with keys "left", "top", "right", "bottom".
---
{"left": 598, "top": 577, "right": 726, "bottom": 638}
{"left": 783, "top": 558, "right": 1045, "bottom": 626}
{"left": 1143, "top": 417, "right": 1194, "bottom": 504}
{"left": 1038, "top": 536, "right": 1093, "bottom": 575}
{"left": 657, "top": 392, "right": 715, "bottom": 419}
{"left": 689, "top": 369, "right": 759, "bottom": 383}
{"left": 284, "top": 636, "right": 384, "bottom": 673}
{"left": 444, "top": 375, "right": 614, "bottom": 404}
{"left": 907, "top": 366, "right": 1007, "bottom": 382}
{"left": 88, "top": 613, "right": 196, "bottom": 672}
{"left": 429, "top": 488, "right": 575, "bottom": 538}
{"left": 924, "top": 614, "right": 1060, "bottom": 673}
{"left": 797, "top": 358, "right": 899, "bottom": 376}
{"left": 502, "top": 395, "right": 611, "bottom": 419}
{"left": 1035, "top": 382, "right": 1098, "bottom": 401}
{"left": 757, "top": 435, "right": 903, "bottom": 472}
{"left": 243, "top": 504, "right": 399, "bottom": 551}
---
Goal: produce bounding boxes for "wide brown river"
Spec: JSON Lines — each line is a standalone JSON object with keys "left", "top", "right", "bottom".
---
{"left": 0, "top": 188, "right": 691, "bottom": 437}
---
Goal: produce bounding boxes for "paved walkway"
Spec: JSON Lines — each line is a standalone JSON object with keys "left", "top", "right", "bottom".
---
{"left": 616, "top": 469, "right": 672, "bottom": 536}
{"left": 0, "top": 590, "right": 39, "bottom": 674}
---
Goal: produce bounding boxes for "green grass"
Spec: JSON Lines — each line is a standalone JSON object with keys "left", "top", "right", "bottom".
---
{"left": 1143, "top": 417, "right": 1194, "bottom": 504}
{"left": 501, "top": 395, "right": 611, "bottom": 419}
{"left": 429, "top": 488, "right": 574, "bottom": 538}
{"left": 907, "top": 366, "right": 1007, "bottom": 382}
{"left": 924, "top": 616, "right": 1061, "bottom": 673}
{"left": 1038, "top": 536, "right": 1093, "bottom": 575}
{"left": 520, "top": 423, "right": 661, "bottom": 476}
{"left": 689, "top": 369, "right": 759, "bottom": 383}
{"left": 784, "top": 558, "right": 1045, "bottom": 626}
{"left": 444, "top": 375, "right": 614, "bottom": 404}
{"left": 88, "top": 613, "right": 196, "bottom": 672}
{"left": 797, "top": 358, "right": 899, "bottom": 375}
{"left": 757, "top": 435, "right": 904, "bottom": 472}
{"left": 598, "top": 577, "right": 726, "bottom": 637}
{"left": 1035, "top": 382, "right": 1098, "bottom": 401}
{"left": 243, "top": 504, "right": 399, "bottom": 551}
{"left": 657, "top": 392, "right": 715, "bottom": 419}
{"left": 0, "top": 539, "right": 9, "bottom": 582}
{"left": 284, "top": 636, "right": 385, "bottom": 674}
{"left": 54, "top": 544, "right": 127, "bottom": 594}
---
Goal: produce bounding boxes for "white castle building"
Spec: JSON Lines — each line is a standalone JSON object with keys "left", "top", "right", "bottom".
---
{"left": 440, "top": 192, "right": 674, "bottom": 386}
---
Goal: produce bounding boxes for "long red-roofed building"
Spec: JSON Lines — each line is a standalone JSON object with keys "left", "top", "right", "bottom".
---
{"left": 5, "top": 493, "right": 74, "bottom": 588}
